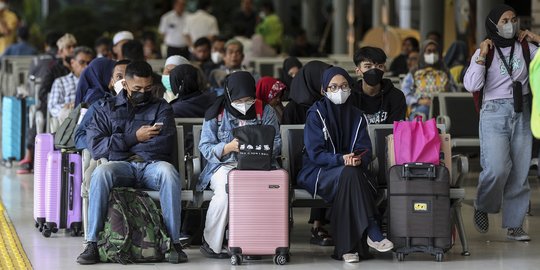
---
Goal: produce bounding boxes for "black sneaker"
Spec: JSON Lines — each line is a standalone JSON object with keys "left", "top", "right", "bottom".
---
{"left": 76, "top": 242, "right": 99, "bottom": 265}
{"left": 200, "top": 238, "right": 229, "bottom": 259}
{"left": 507, "top": 227, "right": 531, "bottom": 241}
{"left": 473, "top": 208, "right": 489, "bottom": 233}
{"left": 168, "top": 243, "right": 188, "bottom": 263}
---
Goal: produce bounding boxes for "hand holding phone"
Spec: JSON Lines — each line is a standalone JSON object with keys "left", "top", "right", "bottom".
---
{"left": 353, "top": 149, "right": 368, "bottom": 158}
{"left": 153, "top": 122, "right": 164, "bottom": 130}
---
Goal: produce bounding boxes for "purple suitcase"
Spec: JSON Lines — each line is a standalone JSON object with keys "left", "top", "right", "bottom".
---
{"left": 33, "top": 133, "right": 54, "bottom": 232}
{"left": 227, "top": 169, "right": 289, "bottom": 265}
{"left": 43, "top": 151, "right": 83, "bottom": 237}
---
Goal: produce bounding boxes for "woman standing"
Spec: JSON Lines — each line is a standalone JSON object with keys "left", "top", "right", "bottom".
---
{"left": 464, "top": 4, "right": 539, "bottom": 241}
{"left": 298, "top": 67, "right": 392, "bottom": 263}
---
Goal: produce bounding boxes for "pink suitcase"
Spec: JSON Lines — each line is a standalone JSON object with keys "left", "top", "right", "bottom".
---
{"left": 43, "top": 151, "right": 83, "bottom": 237}
{"left": 34, "top": 133, "right": 54, "bottom": 232}
{"left": 227, "top": 169, "right": 289, "bottom": 265}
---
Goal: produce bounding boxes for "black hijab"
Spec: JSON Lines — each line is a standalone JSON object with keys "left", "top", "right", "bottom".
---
{"left": 288, "top": 60, "right": 332, "bottom": 106}
{"left": 486, "top": 4, "right": 517, "bottom": 48}
{"left": 205, "top": 71, "right": 257, "bottom": 121}
{"left": 170, "top": 64, "right": 201, "bottom": 100}
{"left": 282, "top": 56, "right": 303, "bottom": 88}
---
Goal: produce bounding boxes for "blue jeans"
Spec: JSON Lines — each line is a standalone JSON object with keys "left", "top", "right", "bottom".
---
{"left": 86, "top": 161, "right": 182, "bottom": 243}
{"left": 477, "top": 97, "right": 531, "bottom": 228}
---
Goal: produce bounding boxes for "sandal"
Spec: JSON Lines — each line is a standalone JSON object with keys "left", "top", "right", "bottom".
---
{"left": 367, "top": 237, "right": 393, "bottom": 252}
{"left": 310, "top": 227, "right": 334, "bottom": 246}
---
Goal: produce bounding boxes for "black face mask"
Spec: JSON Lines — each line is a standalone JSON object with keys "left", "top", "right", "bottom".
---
{"left": 129, "top": 91, "right": 153, "bottom": 106}
{"left": 363, "top": 68, "right": 384, "bottom": 86}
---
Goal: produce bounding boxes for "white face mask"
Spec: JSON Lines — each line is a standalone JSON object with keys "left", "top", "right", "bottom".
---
{"left": 424, "top": 53, "right": 439, "bottom": 65}
{"left": 211, "top": 51, "right": 223, "bottom": 64}
{"left": 231, "top": 101, "right": 254, "bottom": 115}
{"left": 113, "top": 79, "right": 124, "bottom": 95}
{"left": 497, "top": 22, "right": 518, "bottom": 39}
{"left": 326, "top": 90, "right": 351, "bottom": 105}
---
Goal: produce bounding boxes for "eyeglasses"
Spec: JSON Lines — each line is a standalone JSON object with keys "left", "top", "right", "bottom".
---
{"left": 327, "top": 84, "right": 351, "bottom": 93}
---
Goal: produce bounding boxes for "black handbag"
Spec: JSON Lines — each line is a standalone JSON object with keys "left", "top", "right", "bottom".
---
{"left": 233, "top": 124, "right": 275, "bottom": 170}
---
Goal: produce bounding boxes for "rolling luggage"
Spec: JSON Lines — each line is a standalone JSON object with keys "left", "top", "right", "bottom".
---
{"left": 388, "top": 163, "right": 451, "bottom": 262}
{"left": 43, "top": 151, "right": 83, "bottom": 237}
{"left": 33, "top": 133, "right": 54, "bottom": 231}
{"left": 2, "top": 96, "right": 27, "bottom": 166}
{"left": 227, "top": 169, "right": 289, "bottom": 265}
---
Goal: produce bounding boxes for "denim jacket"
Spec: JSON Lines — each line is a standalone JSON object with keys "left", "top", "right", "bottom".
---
{"left": 197, "top": 104, "right": 281, "bottom": 191}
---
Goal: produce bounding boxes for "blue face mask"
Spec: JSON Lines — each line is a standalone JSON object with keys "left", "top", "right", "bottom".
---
{"left": 161, "top": 75, "right": 172, "bottom": 92}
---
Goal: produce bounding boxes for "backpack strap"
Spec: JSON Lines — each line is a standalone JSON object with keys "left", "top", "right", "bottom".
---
{"left": 217, "top": 107, "right": 225, "bottom": 126}
{"left": 521, "top": 39, "right": 531, "bottom": 72}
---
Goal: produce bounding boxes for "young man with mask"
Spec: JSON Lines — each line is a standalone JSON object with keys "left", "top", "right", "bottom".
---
{"left": 76, "top": 61, "right": 188, "bottom": 264}
{"left": 351, "top": 46, "right": 406, "bottom": 124}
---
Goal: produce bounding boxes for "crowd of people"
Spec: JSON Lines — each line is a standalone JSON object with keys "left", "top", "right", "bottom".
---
{"left": 0, "top": 0, "right": 539, "bottom": 266}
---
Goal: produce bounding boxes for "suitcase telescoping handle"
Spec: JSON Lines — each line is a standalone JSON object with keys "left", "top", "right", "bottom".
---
{"left": 401, "top": 163, "right": 436, "bottom": 179}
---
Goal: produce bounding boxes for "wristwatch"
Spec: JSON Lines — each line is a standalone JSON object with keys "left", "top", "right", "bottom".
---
{"left": 475, "top": 55, "right": 486, "bottom": 64}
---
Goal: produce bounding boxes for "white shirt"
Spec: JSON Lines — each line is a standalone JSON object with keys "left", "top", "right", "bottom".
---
{"left": 159, "top": 10, "right": 190, "bottom": 47}
{"left": 183, "top": 10, "right": 219, "bottom": 43}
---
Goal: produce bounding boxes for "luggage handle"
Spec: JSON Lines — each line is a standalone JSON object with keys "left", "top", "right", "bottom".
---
{"left": 69, "top": 176, "right": 74, "bottom": 210}
{"left": 402, "top": 163, "right": 436, "bottom": 179}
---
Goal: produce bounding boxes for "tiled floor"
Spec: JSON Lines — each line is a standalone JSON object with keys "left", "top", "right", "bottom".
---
{"left": 1, "top": 160, "right": 540, "bottom": 269}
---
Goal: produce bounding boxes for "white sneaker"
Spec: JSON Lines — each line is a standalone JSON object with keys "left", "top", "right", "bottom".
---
{"left": 342, "top": 253, "right": 359, "bottom": 263}
{"left": 367, "top": 237, "right": 394, "bottom": 252}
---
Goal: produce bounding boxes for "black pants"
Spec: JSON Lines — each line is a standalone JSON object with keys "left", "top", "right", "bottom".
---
{"left": 167, "top": 46, "right": 190, "bottom": 59}
{"left": 330, "top": 166, "right": 377, "bottom": 259}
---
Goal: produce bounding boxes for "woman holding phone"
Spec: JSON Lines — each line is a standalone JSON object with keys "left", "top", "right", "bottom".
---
{"left": 297, "top": 67, "right": 393, "bottom": 263}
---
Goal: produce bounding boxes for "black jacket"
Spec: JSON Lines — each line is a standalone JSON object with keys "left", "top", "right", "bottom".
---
{"left": 351, "top": 78, "right": 406, "bottom": 124}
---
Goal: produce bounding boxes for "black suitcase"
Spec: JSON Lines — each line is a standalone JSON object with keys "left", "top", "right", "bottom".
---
{"left": 388, "top": 163, "right": 451, "bottom": 262}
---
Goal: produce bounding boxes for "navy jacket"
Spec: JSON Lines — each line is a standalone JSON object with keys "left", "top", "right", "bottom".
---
{"left": 170, "top": 92, "right": 216, "bottom": 118}
{"left": 86, "top": 91, "right": 176, "bottom": 163}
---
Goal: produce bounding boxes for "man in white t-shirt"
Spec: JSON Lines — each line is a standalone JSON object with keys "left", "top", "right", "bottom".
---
{"left": 183, "top": 0, "right": 219, "bottom": 49}
{"left": 159, "top": 0, "right": 190, "bottom": 58}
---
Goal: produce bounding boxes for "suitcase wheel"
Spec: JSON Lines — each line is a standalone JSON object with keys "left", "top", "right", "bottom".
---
{"left": 42, "top": 229, "right": 51, "bottom": 238}
{"left": 397, "top": 252, "right": 405, "bottom": 262}
{"left": 274, "top": 254, "right": 287, "bottom": 265}
{"left": 435, "top": 253, "right": 443, "bottom": 262}
{"left": 230, "top": 255, "right": 242, "bottom": 265}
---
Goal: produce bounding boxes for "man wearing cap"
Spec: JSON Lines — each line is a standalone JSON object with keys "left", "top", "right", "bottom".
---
{"left": 17, "top": 33, "right": 78, "bottom": 174}
{"left": 112, "top": 30, "right": 134, "bottom": 60}
{"left": 159, "top": 0, "right": 190, "bottom": 58}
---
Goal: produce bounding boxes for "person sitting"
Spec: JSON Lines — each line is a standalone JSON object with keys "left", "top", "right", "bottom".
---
{"left": 256, "top": 76, "right": 286, "bottom": 123}
{"left": 74, "top": 57, "right": 116, "bottom": 107}
{"left": 389, "top": 37, "right": 419, "bottom": 76}
{"left": 168, "top": 64, "right": 216, "bottom": 117}
{"left": 401, "top": 39, "right": 457, "bottom": 119}
{"left": 443, "top": 40, "right": 469, "bottom": 84}
{"left": 298, "top": 66, "right": 393, "bottom": 263}
{"left": 351, "top": 46, "right": 406, "bottom": 124}
{"left": 197, "top": 71, "right": 281, "bottom": 258}
{"left": 1, "top": 26, "right": 37, "bottom": 57}
{"left": 190, "top": 37, "right": 217, "bottom": 78}
{"left": 161, "top": 55, "right": 190, "bottom": 100}
{"left": 48, "top": 46, "right": 93, "bottom": 131}
{"left": 76, "top": 61, "right": 188, "bottom": 264}
{"left": 280, "top": 56, "right": 302, "bottom": 100}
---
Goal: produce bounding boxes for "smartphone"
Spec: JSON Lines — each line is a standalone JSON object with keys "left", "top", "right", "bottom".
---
{"left": 153, "top": 122, "right": 164, "bottom": 129}
{"left": 353, "top": 149, "right": 368, "bottom": 158}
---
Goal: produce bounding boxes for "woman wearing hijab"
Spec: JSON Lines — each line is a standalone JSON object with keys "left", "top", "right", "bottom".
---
{"left": 168, "top": 64, "right": 216, "bottom": 117}
{"left": 282, "top": 60, "right": 331, "bottom": 124}
{"left": 198, "top": 71, "right": 281, "bottom": 258}
{"left": 298, "top": 67, "right": 393, "bottom": 263}
{"left": 464, "top": 4, "right": 539, "bottom": 241}
{"left": 74, "top": 57, "right": 116, "bottom": 107}
{"left": 281, "top": 56, "right": 302, "bottom": 99}
{"left": 401, "top": 39, "right": 457, "bottom": 119}
{"left": 256, "top": 76, "right": 286, "bottom": 122}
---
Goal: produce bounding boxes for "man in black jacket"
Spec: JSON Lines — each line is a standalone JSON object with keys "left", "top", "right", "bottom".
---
{"left": 351, "top": 46, "right": 406, "bottom": 124}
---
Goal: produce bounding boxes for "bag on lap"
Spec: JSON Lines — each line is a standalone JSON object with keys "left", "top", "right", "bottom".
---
{"left": 98, "top": 188, "right": 171, "bottom": 264}
{"left": 231, "top": 100, "right": 275, "bottom": 170}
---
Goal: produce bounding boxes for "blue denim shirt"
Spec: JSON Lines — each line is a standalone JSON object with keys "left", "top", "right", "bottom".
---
{"left": 86, "top": 91, "right": 176, "bottom": 163}
{"left": 197, "top": 104, "right": 281, "bottom": 191}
